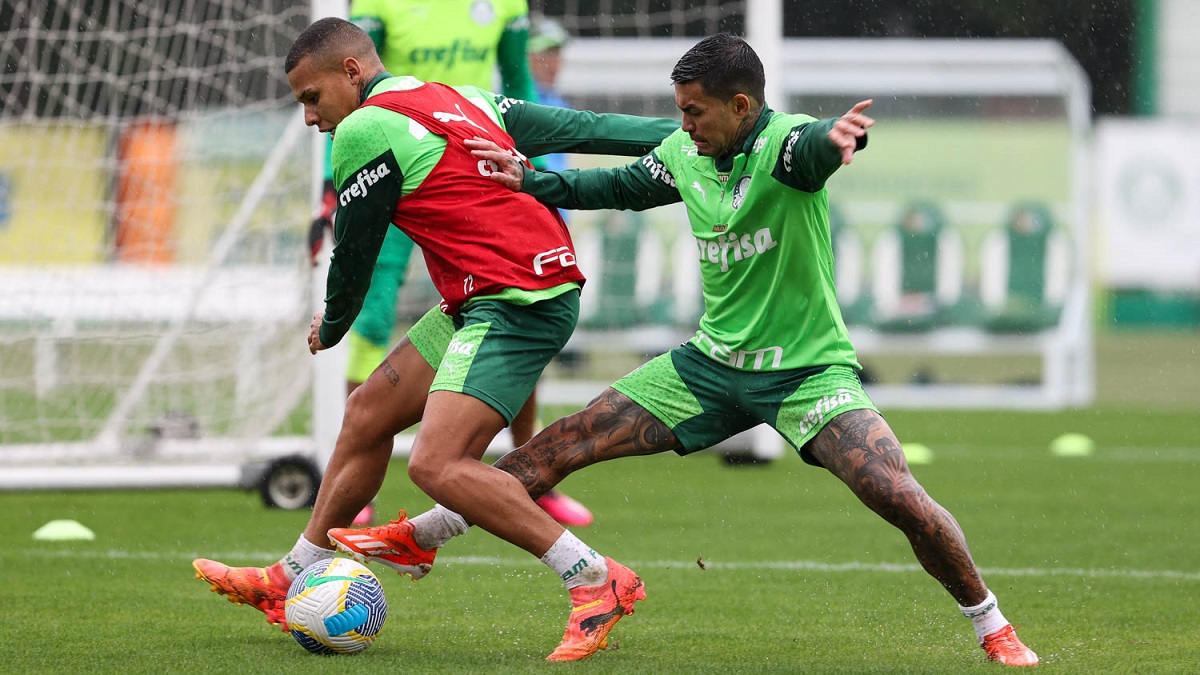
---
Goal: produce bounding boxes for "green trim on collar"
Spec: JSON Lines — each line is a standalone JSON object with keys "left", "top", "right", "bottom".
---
{"left": 361, "top": 72, "right": 393, "bottom": 104}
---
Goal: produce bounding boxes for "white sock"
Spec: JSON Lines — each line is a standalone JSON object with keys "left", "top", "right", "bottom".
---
{"left": 409, "top": 504, "right": 470, "bottom": 550}
{"left": 540, "top": 531, "right": 607, "bottom": 589}
{"left": 279, "top": 534, "right": 334, "bottom": 580}
{"left": 959, "top": 590, "right": 1010, "bottom": 643}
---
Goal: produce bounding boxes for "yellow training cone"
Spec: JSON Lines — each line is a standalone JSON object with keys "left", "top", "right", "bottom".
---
{"left": 33, "top": 519, "right": 96, "bottom": 541}
{"left": 1050, "top": 433, "right": 1095, "bottom": 457}
{"left": 903, "top": 442, "right": 934, "bottom": 465}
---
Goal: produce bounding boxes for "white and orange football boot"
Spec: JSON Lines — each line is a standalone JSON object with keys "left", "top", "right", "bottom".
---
{"left": 327, "top": 510, "right": 438, "bottom": 580}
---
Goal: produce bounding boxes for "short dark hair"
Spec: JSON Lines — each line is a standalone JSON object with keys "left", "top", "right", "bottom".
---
{"left": 285, "top": 17, "right": 377, "bottom": 73}
{"left": 670, "top": 33, "right": 766, "bottom": 106}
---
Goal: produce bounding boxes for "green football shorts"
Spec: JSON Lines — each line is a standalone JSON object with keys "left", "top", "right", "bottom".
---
{"left": 418, "top": 290, "right": 578, "bottom": 424}
{"left": 407, "top": 305, "right": 457, "bottom": 371}
{"left": 611, "top": 343, "right": 878, "bottom": 466}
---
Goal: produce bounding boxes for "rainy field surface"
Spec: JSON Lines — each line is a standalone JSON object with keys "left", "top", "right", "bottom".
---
{"left": 2, "top": 412, "right": 1198, "bottom": 673}
{"left": 2, "top": 329, "right": 1198, "bottom": 673}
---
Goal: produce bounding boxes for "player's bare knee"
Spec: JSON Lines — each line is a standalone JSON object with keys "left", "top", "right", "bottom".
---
{"left": 864, "top": 474, "right": 929, "bottom": 527}
{"left": 405, "top": 454, "right": 441, "bottom": 493}
{"left": 342, "top": 390, "right": 377, "bottom": 431}
{"left": 344, "top": 391, "right": 410, "bottom": 447}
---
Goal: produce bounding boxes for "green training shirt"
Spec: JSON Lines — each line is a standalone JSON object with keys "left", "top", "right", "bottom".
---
{"left": 349, "top": 0, "right": 536, "bottom": 103}
{"left": 319, "top": 75, "right": 678, "bottom": 348}
{"left": 521, "top": 108, "right": 863, "bottom": 372}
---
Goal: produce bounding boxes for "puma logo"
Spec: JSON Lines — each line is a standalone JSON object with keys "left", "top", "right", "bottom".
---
{"left": 433, "top": 103, "right": 486, "bottom": 131}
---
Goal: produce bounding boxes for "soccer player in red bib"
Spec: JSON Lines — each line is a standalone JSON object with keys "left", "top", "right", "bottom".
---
{"left": 193, "top": 18, "right": 676, "bottom": 661}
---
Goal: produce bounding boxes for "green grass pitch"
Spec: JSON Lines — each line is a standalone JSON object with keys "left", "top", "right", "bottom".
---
{"left": 2, "top": 330, "right": 1198, "bottom": 673}
{"left": 3, "top": 406, "right": 1199, "bottom": 673}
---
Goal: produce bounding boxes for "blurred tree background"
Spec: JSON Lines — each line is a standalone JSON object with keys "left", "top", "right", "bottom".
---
{"left": 782, "top": 0, "right": 1136, "bottom": 115}
{"left": 534, "top": 0, "right": 1139, "bottom": 115}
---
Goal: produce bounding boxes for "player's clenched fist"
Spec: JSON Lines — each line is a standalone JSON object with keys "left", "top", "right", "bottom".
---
{"left": 308, "top": 311, "right": 326, "bottom": 354}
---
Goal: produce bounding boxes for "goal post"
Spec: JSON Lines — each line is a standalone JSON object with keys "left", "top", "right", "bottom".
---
{"left": 0, "top": 0, "right": 323, "bottom": 489}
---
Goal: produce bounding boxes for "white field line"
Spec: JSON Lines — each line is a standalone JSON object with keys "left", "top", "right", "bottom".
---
{"left": 27, "top": 548, "right": 1200, "bottom": 582}
{"left": 1103, "top": 447, "right": 1200, "bottom": 462}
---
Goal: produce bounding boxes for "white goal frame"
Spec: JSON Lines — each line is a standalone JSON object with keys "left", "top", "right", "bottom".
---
{"left": 0, "top": 0, "right": 336, "bottom": 490}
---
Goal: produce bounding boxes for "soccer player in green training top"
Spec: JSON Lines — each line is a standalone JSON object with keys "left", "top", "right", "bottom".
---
{"left": 308, "top": 0, "right": 593, "bottom": 527}
{"left": 336, "top": 33, "right": 1041, "bottom": 667}
{"left": 193, "top": 18, "right": 678, "bottom": 661}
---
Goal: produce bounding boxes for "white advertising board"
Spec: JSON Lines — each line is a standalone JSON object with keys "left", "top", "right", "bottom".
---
{"left": 1095, "top": 118, "right": 1200, "bottom": 291}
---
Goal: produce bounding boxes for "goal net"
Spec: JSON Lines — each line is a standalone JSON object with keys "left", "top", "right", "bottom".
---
{"left": 0, "top": 0, "right": 317, "bottom": 488}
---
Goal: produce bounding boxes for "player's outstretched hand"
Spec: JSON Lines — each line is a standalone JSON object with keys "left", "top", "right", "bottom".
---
{"left": 308, "top": 311, "right": 327, "bottom": 355}
{"left": 465, "top": 137, "right": 524, "bottom": 191}
{"left": 830, "top": 99, "right": 874, "bottom": 165}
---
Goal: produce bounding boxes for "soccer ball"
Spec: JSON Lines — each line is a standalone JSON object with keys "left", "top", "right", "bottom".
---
{"left": 285, "top": 558, "right": 387, "bottom": 654}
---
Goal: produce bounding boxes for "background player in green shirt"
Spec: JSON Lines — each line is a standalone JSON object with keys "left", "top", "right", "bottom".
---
{"left": 308, "top": 0, "right": 592, "bottom": 527}
{"left": 346, "top": 33, "right": 1040, "bottom": 667}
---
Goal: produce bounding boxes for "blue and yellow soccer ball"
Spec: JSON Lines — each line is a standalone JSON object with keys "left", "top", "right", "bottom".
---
{"left": 285, "top": 558, "right": 387, "bottom": 654}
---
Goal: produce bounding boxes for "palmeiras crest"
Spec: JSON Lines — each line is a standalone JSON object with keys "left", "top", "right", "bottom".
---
{"left": 730, "top": 175, "right": 752, "bottom": 210}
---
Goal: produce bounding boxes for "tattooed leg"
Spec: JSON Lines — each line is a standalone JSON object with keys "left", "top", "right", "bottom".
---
{"left": 494, "top": 388, "right": 682, "bottom": 500}
{"left": 806, "top": 408, "right": 988, "bottom": 606}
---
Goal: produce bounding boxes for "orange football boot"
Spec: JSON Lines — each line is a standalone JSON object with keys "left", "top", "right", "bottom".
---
{"left": 982, "top": 624, "right": 1039, "bottom": 666}
{"left": 546, "top": 557, "right": 646, "bottom": 662}
{"left": 193, "top": 558, "right": 290, "bottom": 631}
{"left": 327, "top": 510, "right": 437, "bottom": 580}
